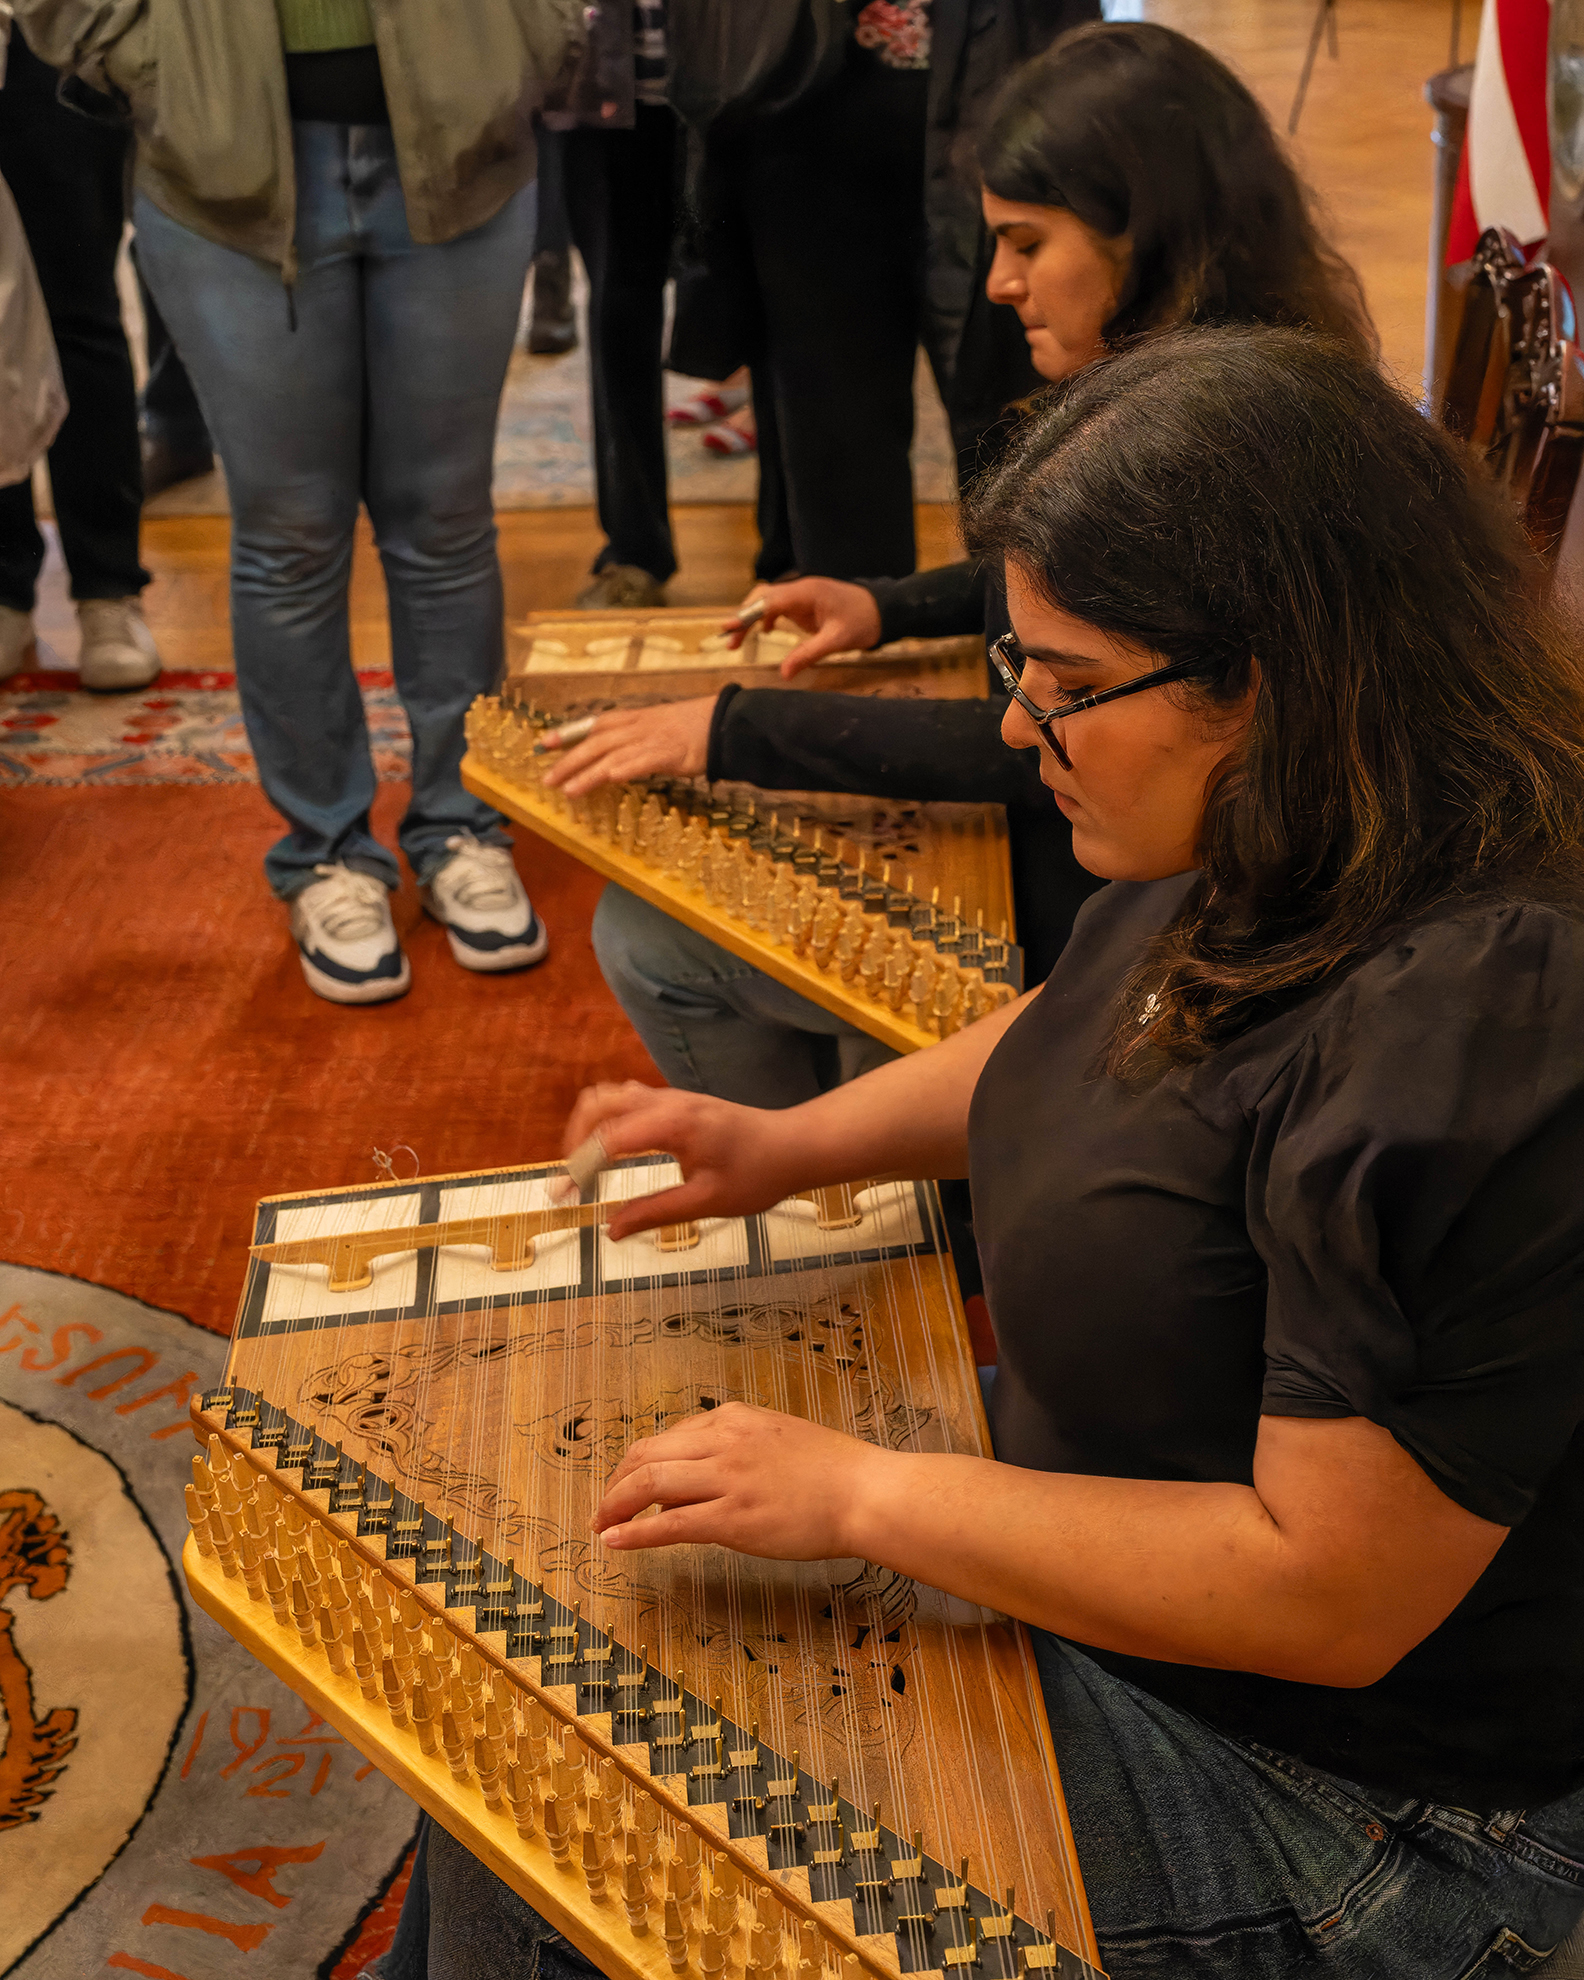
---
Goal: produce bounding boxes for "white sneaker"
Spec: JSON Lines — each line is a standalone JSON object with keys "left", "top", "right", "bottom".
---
{"left": 0, "top": 604, "right": 36, "bottom": 682}
{"left": 289, "top": 865, "right": 411, "bottom": 1005}
{"left": 420, "top": 833, "right": 548, "bottom": 972}
{"left": 77, "top": 596, "right": 161, "bottom": 692}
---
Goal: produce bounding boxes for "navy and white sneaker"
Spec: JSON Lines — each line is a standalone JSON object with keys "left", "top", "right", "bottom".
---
{"left": 289, "top": 865, "right": 411, "bottom": 1005}
{"left": 420, "top": 833, "right": 549, "bottom": 973}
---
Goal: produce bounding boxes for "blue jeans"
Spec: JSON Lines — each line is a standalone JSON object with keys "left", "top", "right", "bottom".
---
{"left": 379, "top": 1819, "right": 600, "bottom": 1980}
{"left": 380, "top": 1640, "right": 1584, "bottom": 1979}
{"left": 1038, "top": 1635, "right": 1584, "bottom": 1977}
{"left": 591, "top": 884, "right": 896, "bottom": 1105}
{"left": 133, "top": 124, "right": 534, "bottom": 897}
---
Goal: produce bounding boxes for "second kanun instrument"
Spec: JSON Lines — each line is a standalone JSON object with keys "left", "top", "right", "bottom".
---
{"left": 460, "top": 607, "right": 1023, "bottom": 1056}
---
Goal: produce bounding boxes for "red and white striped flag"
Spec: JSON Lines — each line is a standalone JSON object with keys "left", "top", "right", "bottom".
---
{"left": 1447, "top": 0, "right": 1552, "bottom": 262}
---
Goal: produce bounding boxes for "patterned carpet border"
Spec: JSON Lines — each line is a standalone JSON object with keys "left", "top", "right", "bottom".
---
{"left": 0, "top": 671, "right": 409, "bottom": 789}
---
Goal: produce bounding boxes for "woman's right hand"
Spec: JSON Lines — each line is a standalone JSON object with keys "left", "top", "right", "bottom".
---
{"left": 540, "top": 697, "right": 715, "bottom": 796}
{"left": 562, "top": 1082, "right": 805, "bottom": 1238}
{"left": 725, "top": 579, "right": 883, "bottom": 677}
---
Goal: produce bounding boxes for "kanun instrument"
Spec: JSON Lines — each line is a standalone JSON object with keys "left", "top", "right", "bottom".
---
{"left": 183, "top": 1156, "right": 1103, "bottom": 1980}
{"left": 502, "top": 607, "right": 990, "bottom": 713}
{"left": 462, "top": 610, "right": 1021, "bottom": 1056}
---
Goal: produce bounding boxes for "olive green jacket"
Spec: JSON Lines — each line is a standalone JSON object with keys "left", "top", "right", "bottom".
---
{"left": 16, "top": 0, "right": 582, "bottom": 279}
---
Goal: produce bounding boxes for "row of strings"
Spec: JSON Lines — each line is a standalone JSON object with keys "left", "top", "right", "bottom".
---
{"left": 216, "top": 1165, "right": 1088, "bottom": 1967}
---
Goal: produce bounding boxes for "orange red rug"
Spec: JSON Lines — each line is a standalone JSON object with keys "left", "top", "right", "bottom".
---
{"left": 3, "top": 780, "right": 653, "bottom": 1339}
{"left": 3, "top": 772, "right": 656, "bottom": 1978}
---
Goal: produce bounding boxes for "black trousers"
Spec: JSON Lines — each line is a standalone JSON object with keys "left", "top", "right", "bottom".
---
{"left": 0, "top": 37, "right": 147, "bottom": 609}
{"left": 534, "top": 119, "right": 571, "bottom": 258}
{"left": 562, "top": 104, "right": 680, "bottom": 582}
{"left": 707, "top": 50, "right": 928, "bottom": 582}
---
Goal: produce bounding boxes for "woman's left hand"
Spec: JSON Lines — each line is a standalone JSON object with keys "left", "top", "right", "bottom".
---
{"left": 592, "top": 1400, "right": 891, "bottom": 1558}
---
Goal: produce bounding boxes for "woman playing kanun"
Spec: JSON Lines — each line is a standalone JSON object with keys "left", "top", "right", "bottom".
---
{"left": 564, "top": 327, "right": 1584, "bottom": 1978}
{"left": 548, "top": 20, "right": 1379, "bottom": 1057}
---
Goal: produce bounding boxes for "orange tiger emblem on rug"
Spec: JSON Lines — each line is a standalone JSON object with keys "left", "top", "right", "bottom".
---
{"left": 0, "top": 1489, "right": 77, "bottom": 1831}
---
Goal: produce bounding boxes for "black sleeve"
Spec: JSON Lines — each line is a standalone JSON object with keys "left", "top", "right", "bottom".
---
{"left": 1249, "top": 904, "right": 1584, "bottom": 1527}
{"left": 858, "top": 562, "right": 987, "bottom": 644}
{"left": 706, "top": 683, "right": 1049, "bottom": 808}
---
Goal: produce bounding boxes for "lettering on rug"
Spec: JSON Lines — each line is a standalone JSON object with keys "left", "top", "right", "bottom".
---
{"left": 0, "top": 1266, "right": 418, "bottom": 1980}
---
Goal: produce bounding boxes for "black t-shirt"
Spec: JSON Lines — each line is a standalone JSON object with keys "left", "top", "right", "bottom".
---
{"left": 968, "top": 874, "right": 1584, "bottom": 1810}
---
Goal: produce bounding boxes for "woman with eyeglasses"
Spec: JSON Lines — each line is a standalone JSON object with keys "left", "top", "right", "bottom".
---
{"left": 541, "top": 21, "right": 1378, "bottom": 1106}
{"left": 555, "top": 325, "right": 1584, "bottom": 1978}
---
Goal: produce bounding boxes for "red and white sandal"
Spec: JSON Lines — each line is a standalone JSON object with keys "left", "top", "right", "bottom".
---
{"left": 701, "top": 420, "right": 757, "bottom": 456}
{"left": 667, "top": 385, "right": 749, "bottom": 428}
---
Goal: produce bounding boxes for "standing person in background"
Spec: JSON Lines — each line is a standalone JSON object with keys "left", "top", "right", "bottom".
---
{"left": 0, "top": 26, "right": 160, "bottom": 690}
{"left": 672, "top": 0, "right": 1097, "bottom": 585}
{"left": 521, "top": 122, "right": 577, "bottom": 357}
{"left": 0, "top": 50, "right": 66, "bottom": 493}
{"left": 545, "top": 0, "right": 681, "bottom": 610}
{"left": 135, "top": 261, "right": 214, "bottom": 498}
{"left": 684, "top": 6, "right": 930, "bottom": 583}
{"left": 15, "top": 0, "right": 580, "bottom": 1006}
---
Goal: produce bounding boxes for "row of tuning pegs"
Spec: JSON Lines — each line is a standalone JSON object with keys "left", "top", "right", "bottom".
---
{"left": 186, "top": 1436, "right": 877, "bottom": 1980}
{"left": 463, "top": 697, "right": 1017, "bottom": 1039}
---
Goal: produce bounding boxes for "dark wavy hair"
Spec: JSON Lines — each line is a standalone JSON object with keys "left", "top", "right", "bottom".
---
{"left": 961, "top": 324, "right": 1584, "bottom": 1071}
{"left": 975, "top": 22, "right": 1376, "bottom": 358}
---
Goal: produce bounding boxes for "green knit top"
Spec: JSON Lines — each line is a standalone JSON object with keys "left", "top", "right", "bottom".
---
{"left": 275, "top": 0, "right": 376, "bottom": 53}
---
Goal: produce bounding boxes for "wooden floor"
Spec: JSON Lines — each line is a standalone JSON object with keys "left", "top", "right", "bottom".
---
{"left": 32, "top": 0, "right": 1455, "bottom": 658}
{"left": 1151, "top": 0, "right": 1457, "bottom": 392}
{"left": 35, "top": 506, "right": 966, "bottom": 671}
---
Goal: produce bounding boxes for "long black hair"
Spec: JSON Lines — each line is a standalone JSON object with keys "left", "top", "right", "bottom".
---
{"left": 976, "top": 22, "right": 1376, "bottom": 356}
{"left": 961, "top": 324, "right": 1584, "bottom": 1070}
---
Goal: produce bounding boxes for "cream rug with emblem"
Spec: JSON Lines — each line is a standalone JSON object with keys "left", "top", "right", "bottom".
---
{"left": 0, "top": 1264, "right": 418, "bottom": 1980}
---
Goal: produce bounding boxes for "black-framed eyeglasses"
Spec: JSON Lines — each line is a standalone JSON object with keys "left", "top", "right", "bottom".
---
{"left": 989, "top": 632, "right": 1207, "bottom": 771}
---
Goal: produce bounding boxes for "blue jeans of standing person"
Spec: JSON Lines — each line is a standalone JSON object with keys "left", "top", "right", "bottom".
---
{"left": 376, "top": 1637, "right": 1584, "bottom": 1979}
{"left": 591, "top": 884, "right": 896, "bottom": 1105}
{"left": 133, "top": 123, "right": 535, "bottom": 897}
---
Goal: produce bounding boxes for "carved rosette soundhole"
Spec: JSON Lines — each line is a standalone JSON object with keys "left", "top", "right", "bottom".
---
{"left": 185, "top": 1396, "right": 1093, "bottom": 1980}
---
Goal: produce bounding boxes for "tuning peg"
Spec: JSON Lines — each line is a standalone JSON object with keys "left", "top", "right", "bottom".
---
{"left": 582, "top": 1826, "right": 610, "bottom": 1901}
{"left": 505, "top": 1761, "right": 537, "bottom": 1839}
{"left": 662, "top": 1897, "right": 689, "bottom": 1973}
{"left": 475, "top": 1733, "right": 504, "bottom": 1809}
{"left": 621, "top": 1848, "right": 651, "bottom": 1935}
{"left": 440, "top": 1709, "right": 469, "bottom": 1781}
{"left": 381, "top": 1656, "right": 408, "bottom": 1728}
{"left": 262, "top": 1554, "right": 289, "bottom": 1627}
